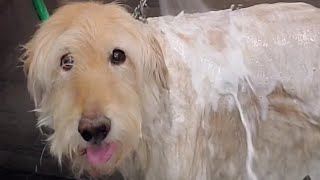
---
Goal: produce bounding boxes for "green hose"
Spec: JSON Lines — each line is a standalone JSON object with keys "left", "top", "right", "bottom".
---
{"left": 32, "top": 0, "right": 50, "bottom": 22}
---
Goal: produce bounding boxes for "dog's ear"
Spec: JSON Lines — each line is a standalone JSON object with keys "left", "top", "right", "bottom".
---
{"left": 21, "top": 19, "right": 66, "bottom": 108}
{"left": 142, "top": 34, "right": 168, "bottom": 90}
{"left": 21, "top": 31, "right": 49, "bottom": 108}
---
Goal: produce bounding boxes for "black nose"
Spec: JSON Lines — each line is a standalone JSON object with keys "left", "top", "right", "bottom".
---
{"left": 78, "top": 121, "right": 110, "bottom": 144}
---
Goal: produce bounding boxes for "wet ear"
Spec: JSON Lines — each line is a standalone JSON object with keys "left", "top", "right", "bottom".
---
{"left": 144, "top": 35, "right": 168, "bottom": 90}
{"left": 20, "top": 34, "right": 40, "bottom": 106}
{"left": 20, "top": 34, "right": 46, "bottom": 108}
{"left": 20, "top": 20, "right": 65, "bottom": 107}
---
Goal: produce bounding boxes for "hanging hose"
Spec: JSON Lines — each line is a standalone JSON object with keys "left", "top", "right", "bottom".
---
{"left": 32, "top": 0, "right": 147, "bottom": 23}
{"left": 32, "top": 0, "right": 49, "bottom": 22}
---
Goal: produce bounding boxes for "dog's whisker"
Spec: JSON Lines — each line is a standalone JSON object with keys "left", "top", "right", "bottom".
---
{"left": 36, "top": 114, "right": 51, "bottom": 126}
{"left": 39, "top": 142, "right": 49, "bottom": 166}
{"left": 29, "top": 108, "right": 43, "bottom": 113}
{"left": 69, "top": 147, "right": 74, "bottom": 160}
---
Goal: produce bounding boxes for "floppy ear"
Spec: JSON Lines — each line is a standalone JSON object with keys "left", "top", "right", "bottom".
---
{"left": 21, "top": 32, "right": 47, "bottom": 108}
{"left": 20, "top": 19, "right": 66, "bottom": 108}
{"left": 148, "top": 36, "right": 168, "bottom": 90}
{"left": 142, "top": 33, "right": 168, "bottom": 90}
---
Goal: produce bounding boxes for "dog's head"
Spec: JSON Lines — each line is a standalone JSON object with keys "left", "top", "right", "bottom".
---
{"left": 22, "top": 2, "right": 167, "bottom": 176}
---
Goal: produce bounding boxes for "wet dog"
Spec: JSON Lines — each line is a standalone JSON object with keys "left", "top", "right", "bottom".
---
{"left": 22, "top": 2, "right": 320, "bottom": 180}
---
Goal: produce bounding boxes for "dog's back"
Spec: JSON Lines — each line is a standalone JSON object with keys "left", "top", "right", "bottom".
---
{"left": 142, "top": 2, "right": 320, "bottom": 180}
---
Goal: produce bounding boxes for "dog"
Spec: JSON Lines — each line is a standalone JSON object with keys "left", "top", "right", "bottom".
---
{"left": 21, "top": 1, "right": 320, "bottom": 180}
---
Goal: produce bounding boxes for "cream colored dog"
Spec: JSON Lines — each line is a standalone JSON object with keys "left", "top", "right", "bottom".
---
{"left": 22, "top": 1, "right": 320, "bottom": 180}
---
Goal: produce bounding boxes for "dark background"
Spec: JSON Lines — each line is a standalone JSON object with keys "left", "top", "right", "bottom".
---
{"left": 0, "top": 0, "right": 319, "bottom": 179}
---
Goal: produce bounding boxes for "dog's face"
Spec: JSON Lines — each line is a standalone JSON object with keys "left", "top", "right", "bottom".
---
{"left": 22, "top": 2, "right": 167, "bottom": 176}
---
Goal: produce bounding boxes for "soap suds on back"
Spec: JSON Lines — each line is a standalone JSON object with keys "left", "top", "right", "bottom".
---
{"left": 154, "top": 10, "right": 260, "bottom": 179}
{"left": 143, "top": 3, "right": 320, "bottom": 179}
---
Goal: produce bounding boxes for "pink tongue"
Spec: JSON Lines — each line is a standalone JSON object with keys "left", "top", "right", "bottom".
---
{"left": 86, "top": 143, "right": 117, "bottom": 166}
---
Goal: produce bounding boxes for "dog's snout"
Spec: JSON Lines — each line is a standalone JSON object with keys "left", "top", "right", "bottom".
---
{"left": 78, "top": 118, "right": 111, "bottom": 144}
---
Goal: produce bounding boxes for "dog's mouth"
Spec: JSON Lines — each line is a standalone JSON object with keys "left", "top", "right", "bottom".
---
{"left": 81, "top": 142, "right": 117, "bottom": 166}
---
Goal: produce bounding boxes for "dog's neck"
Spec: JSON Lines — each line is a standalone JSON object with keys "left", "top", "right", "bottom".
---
{"left": 117, "top": 20, "right": 205, "bottom": 179}
{"left": 118, "top": 17, "right": 204, "bottom": 179}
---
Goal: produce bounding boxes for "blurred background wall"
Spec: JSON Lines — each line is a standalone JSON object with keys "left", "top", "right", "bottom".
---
{"left": 0, "top": 0, "right": 319, "bottom": 179}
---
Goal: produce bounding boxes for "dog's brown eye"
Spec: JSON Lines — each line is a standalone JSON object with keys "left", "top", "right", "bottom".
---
{"left": 111, "top": 49, "right": 126, "bottom": 65}
{"left": 60, "top": 53, "right": 74, "bottom": 71}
